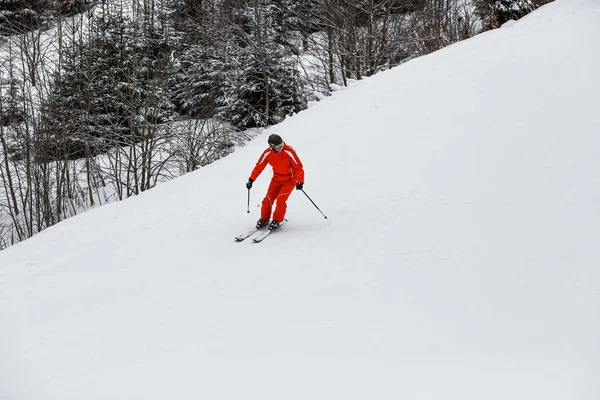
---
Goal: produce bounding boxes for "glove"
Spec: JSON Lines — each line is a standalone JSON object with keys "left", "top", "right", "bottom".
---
{"left": 246, "top": 178, "right": 253, "bottom": 189}
{"left": 295, "top": 182, "right": 303, "bottom": 191}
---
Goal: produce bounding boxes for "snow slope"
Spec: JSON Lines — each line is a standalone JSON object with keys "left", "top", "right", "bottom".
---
{"left": 1, "top": 0, "right": 600, "bottom": 398}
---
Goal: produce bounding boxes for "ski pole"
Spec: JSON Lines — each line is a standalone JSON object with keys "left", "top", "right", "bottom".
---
{"left": 247, "top": 188, "right": 251, "bottom": 213}
{"left": 301, "top": 189, "right": 328, "bottom": 219}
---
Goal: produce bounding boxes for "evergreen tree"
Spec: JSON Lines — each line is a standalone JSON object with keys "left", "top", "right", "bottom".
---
{"left": 171, "top": 45, "right": 226, "bottom": 119}
{"left": 494, "top": 0, "right": 536, "bottom": 24}
{"left": 474, "top": 0, "right": 538, "bottom": 30}
{"left": 169, "top": 0, "right": 235, "bottom": 119}
{"left": 40, "top": 12, "right": 176, "bottom": 160}
{"left": 0, "top": 76, "right": 24, "bottom": 130}
{"left": 216, "top": 0, "right": 304, "bottom": 129}
{"left": 0, "top": 0, "right": 53, "bottom": 35}
{"left": 0, "top": 0, "right": 95, "bottom": 35}
{"left": 170, "top": 0, "right": 304, "bottom": 129}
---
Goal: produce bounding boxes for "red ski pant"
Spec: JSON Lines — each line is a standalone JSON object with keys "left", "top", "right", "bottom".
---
{"left": 261, "top": 178, "right": 296, "bottom": 222}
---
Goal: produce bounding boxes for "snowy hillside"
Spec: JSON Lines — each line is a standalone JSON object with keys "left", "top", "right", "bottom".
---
{"left": 1, "top": 0, "right": 600, "bottom": 399}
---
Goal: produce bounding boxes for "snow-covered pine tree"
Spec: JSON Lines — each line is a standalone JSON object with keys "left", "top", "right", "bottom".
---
{"left": 41, "top": 11, "right": 176, "bottom": 161}
{"left": 171, "top": 45, "right": 226, "bottom": 119}
{"left": 169, "top": 0, "right": 237, "bottom": 119}
{"left": 494, "top": 0, "right": 536, "bottom": 24}
{"left": 0, "top": 76, "right": 24, "bottom": 131}
{"left": 474, "top": 0, "right": 539, "bottom": 30}
{"left": 0, "top": 0, "right": 95, "bottom": 35}
{"left": 0, "top": 0, "right": 53, "bottom": 34}
{"left": 217, "top": 0, "right": 304, "bottom": 129}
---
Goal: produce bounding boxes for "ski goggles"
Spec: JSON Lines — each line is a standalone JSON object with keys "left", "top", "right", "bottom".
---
{"left": 269, "top": 142, "right": 284, "bottom": 152}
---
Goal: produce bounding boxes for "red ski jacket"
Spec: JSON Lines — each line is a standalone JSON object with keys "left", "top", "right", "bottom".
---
{"left": 250, "top": 143, "right": 304, "bottom": 184}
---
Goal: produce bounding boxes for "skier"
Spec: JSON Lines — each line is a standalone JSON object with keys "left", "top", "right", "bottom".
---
{"left": 246, "top": 134, "right": 304, "bottom": 230}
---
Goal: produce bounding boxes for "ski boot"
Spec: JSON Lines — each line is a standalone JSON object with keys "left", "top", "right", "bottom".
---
{"left": 256, "top": 218, "right": 269, "bottom": 229}
{"left": 268, "top": 220, "right": 281, "bottom": 230}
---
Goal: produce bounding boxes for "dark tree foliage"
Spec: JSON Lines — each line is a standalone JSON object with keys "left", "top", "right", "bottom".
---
{"left": 295, "top": 0, "right": 425, "bottom": 32}
{"left": 474, "top": 0, "right": 547, "bottom": 30}
{"left": 55, "top": 0, "right": 96, "bottom": 17}
{"left": 171, "top": 45, "right": 226, "bottom": 118}
{"left": 215, "top": 1, "right": 304, "bottom": 129}
{"left": 494, "top": 0, "right": 536, "bottom": 24}
{"left": 216, "top": 47, "right": 298, "bottom": 129}
{"left": 168, "top": 0, "right": 230, "bottom": 119}
{"left": 0, "top": 0, "right": 53, "bottom": 34}
{"left": 0, "top": 77, "right": 24, "bottom": 128}
{"left": 170, "top": 0, "right": 305, "bottom": 129}
{"left": 39, "top": 13, "right": 176, "bottom": 161}
{"left": 0, "top": 0, "right": 94, "bottom": 35}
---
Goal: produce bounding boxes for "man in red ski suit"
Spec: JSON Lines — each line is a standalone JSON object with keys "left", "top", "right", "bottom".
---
{"left": 246, "top": 134, "right": 304, "bottom": 230}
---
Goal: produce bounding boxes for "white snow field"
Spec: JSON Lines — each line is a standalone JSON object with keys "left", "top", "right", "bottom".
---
{"left": 1, "top": 0, "right": 599, "bottom": 399}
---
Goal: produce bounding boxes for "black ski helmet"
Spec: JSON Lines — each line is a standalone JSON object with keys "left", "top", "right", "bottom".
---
{"left": 268, "top": 134, "right": 283, "bottom": 146}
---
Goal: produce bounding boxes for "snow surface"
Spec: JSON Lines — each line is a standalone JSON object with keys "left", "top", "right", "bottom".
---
{"left": 1, "top": 0, "right": 600, "bottom": 398}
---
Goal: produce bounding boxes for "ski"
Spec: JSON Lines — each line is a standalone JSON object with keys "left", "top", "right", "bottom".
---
{"left": 234, "top": 228, "right": 262, "bottom": 242}
{"left": 252, "top": 220, "right": 287, "bottom": 243}
{"left": 234, "top": 221, "right": 273, "bottom": 241}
